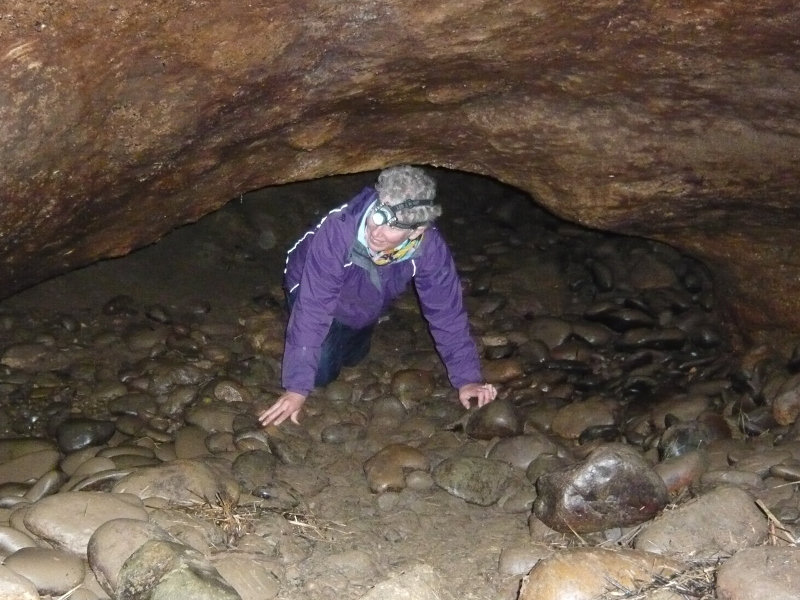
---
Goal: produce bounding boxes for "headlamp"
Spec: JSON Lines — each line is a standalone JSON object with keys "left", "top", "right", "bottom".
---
{"left": 370, "top": 198, "right": 435, "bottom": 230}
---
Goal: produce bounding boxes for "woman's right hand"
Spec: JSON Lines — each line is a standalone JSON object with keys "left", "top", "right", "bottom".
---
{"left": 258, "top": 391, "right": 307, "bottom": 427}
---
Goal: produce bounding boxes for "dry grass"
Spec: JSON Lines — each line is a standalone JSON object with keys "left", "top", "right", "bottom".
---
{"left": 189, "top": 493, "right": 350, "bottom": 546}
{"left": 596, "top": 557, "right": 722, "bottom": 599}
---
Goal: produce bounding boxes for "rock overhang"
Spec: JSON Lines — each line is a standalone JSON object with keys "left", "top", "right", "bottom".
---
{"left": 2, "top": 0, "right": 800, "bottom": 341}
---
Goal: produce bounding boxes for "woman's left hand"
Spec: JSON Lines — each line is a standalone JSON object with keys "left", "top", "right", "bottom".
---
{"left": 458, "top": 382, "right": 498, "bottom": 409}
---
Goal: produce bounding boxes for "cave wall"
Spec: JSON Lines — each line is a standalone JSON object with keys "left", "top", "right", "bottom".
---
{"left": 2, "top": 0, "right": 800, "bottom": 339}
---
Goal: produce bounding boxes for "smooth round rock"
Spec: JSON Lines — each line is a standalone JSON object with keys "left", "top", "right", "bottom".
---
{"left": 0, "top": 564, "right": 40, "bottom": 600}
{"left": 24, "top": 491, "right": 149, "bottom": 556}
{"left": 4, "top": 547, "right": 85, "bottom": 595}
{"left": 465, "top": 399, "right": 521, "bottom": 440}
{"left": 56, "top": 418, "right": 116, "bottom": 453}
{"left": 487, "top": 433, "right": 561, "bottom": 470}
{"left": 534, "top": 443, "right": 668, "bottom": 533}
{"left": 0, "top": 525, "right": 38, "bottom": 554}
{"left": 0, "top": 449, "right": 61, "bottom": 485}
{"left": 87, "top": 518, "right": 180, "bottom": 595}
{"left": 363, "top": 444, "right": 430, "bottom": 494}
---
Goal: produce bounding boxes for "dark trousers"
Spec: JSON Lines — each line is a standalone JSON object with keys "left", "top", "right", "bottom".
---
{"left": 286, "top": 290, "right": 374, "bottom": 388}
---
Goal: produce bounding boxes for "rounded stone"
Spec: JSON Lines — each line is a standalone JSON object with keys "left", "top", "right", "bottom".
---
{"left": 4, "top": 547, "right": 86, "bottom": 595}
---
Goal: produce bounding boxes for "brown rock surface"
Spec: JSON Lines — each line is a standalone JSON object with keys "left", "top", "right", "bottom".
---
{"left": 2, "top": 1, "right": 800, "bottom": 341}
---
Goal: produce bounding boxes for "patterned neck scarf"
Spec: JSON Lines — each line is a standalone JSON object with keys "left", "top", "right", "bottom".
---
{"left": 369, "top": 234, "right": 423, "bottom": 266}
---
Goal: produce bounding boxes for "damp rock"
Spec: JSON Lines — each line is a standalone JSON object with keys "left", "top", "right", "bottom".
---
{"left": 389, "top": 369, "right": 436, "bottom": 404}
{"left": 56, "top": 418, "right": 116, "bottom": 453}
{"left": 363, "top": 444, "right": 430, "bottom": 493}
{"left": 486, "top": 433, "right": 562, "bottom": 470}
{"left": 465, "top": 399, "right": 521, "bottom": 439}
{"left": 534, "top": 443, "right": 668, "bottom": 533}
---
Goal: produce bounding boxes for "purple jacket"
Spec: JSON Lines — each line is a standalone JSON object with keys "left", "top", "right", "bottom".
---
{"left": 282, "top": 186, "right": 482, "bottom": 396}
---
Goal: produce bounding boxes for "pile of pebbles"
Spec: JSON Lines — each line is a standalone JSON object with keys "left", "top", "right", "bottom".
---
{"left": 0, "top": 173, "right": 799, "bottom": 600}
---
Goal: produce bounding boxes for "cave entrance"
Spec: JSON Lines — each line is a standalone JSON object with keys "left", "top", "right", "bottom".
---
{"left": 0, "top": 169, "right": 793, "bottom": 600}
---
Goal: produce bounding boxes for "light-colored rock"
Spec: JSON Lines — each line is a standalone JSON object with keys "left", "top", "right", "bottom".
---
{"left": 0, "top": 564, "right": 40, "bottom": 600}
{"left": 24, "top": 491, "right": 148, "bottom": 556}
{"left": 116, "top": 540, "right": 241, "bottom": 600}
{"left": 363, "top": 444, "right": 430, "bottom": 494}
{"left": 3, "top": 547, "right": 85, "bottom": 595}
{"left": 112, "top": 458, "right": 240, "bottom": 505}
{"left": 518, "top": 547, "right": 684, "bottom": 600}
{"left": 716, "top": 546, "right": 800, "bottom": 600}
{"left": 357, "top": 564, "right": 453, "bottom": 600}
{"left": 635, "top": 486, "right": 768, "bottom": 558}
{"left": 0, "top": 449, "right": 61, "bottom": 485}
{"left": 88, "top": 518, "right": 180, "bottom": 595}
{"left": 213, "top": 554, "right": 281, "bottom": 600}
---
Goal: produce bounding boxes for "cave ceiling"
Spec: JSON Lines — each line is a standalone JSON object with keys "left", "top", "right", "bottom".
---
{"left": 1, "top": 0, "right": 800, "bottom": 340}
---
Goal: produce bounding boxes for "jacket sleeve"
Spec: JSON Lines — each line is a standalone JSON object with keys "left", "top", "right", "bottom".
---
{"left": 413, "top": 232, "right": 482, "bottom": 389}
{"left": 281, "top": 216, "right": 349, "bottom": 395}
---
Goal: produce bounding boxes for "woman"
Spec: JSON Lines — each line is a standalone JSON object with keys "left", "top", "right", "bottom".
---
{"left": 259, "top": 165, "right": 497, "bottom": 427}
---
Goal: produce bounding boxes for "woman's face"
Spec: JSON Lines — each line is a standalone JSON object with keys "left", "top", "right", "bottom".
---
{"left": 365, "top": 209, "right": 425, "bottom": 253}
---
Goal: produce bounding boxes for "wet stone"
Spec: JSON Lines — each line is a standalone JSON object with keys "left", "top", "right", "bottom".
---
{"left": 584, "top": 305, "right": 655, "bottom": 332}
{"left": 550, "top": 398, "right": 618, "bottom": 440}
{"left": 770, "top": 459, "right": 800, "bottom": 481}
{"left": 108, "top": 393, "right": 158, "bottom": 418}
{"left": 486, "top": 433, "right": 562, "bottom": 470}
{"left": 526, "top": 317, "right": 572, "bottom": 349}
{"left": 1, "top": 344, "right": 51, "bottom": 370}
{"left": 389, "top": 369, "right": 436, "bottom": 403}
{"left": 658, "top": 420, "right": 715, "bottom": 460}
{"left": 0, "top": 526, "right": 37, "bottom": 554}
{"left": 432, "top": 456, "right": 515, "bottom": 506}
{"left": 616, "top": 327, "right": 687, "bottom": 351}
{"left": 364, "top": 444, "right": 430, "bottom": 493}
{"left": 534, "top": 443, "right": 669, "bottom": 533}
{"left": 148, "top": 508, "right": 226, "bottom": 556}
{"left": 482, "top": 358, "right": 524, "bottom": 383}
{"left": 185, "top": 404, "right": 240, "bottom": 433}
{"left": 465, "top": 399, "right": 521, "bottom": 440}
{"left": 654, "top": 450, "right": 710, "bottom": 495}
{"left": 56, "top": 418, "right": 116, "bottom": 453}
{"left": 212, "top": 379, "right": 254, "bottom": 404}
{"left": 526, "top": 453, "right": 571, "bottom": 485}
{"left": 699, "top": 469, "right": 764, "bottom": 490}
{"left": 321, "top": 422, "right": 365, "bottom": 444}
{"left": 3, "top": 547, "right": 86, "bottom": 596}
{"left": 174, "top": 425, "right": 212, "bottom": 458}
